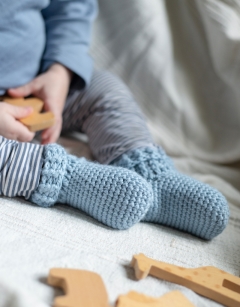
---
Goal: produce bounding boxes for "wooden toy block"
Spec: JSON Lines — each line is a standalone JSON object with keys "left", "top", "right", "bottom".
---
{"left": 131, "top": 253, "right": 240, "bottom": 307}
{"left": 1, "top": 96, "right": 54, "bottom": 131}
{"left": 20, "top": 111, "right": 55, "bottom": 132}
{"left": 116, "top": 290, "right": 195, "bottom": 307}
{"left": 1, "top": 96, "right": 44, "bottom": 112}
{"left": 48, "top": 268, "right": 110, "bottom": 307}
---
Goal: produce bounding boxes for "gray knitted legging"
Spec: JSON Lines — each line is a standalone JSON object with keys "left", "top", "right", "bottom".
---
{"left": 62, "top": 70, "right": 153, "bottom": 164}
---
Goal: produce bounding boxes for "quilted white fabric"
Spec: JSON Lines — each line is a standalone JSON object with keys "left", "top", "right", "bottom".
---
{"left": 1, "top": 0, "right": 240, "bottom": 306}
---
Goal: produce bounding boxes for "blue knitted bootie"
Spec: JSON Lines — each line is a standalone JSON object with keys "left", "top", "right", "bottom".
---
{"left": 111, "top": 146, "right": 229, "bottom": 239}
{"left": 30, "top": 144, "right": 153, "bottom": 230}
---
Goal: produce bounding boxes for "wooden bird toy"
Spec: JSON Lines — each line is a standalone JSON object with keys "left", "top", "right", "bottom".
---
{"left": 48, "top": 268, "right": 110, "bottom": 307}
{"left": 131, "top": 253, "right": 240, "bottom": 307}
{"left": 116, "top": 290, "right": 195, "bottom": 307}
{"left": 1, "top": 96, "right": 54, "bottom": 132}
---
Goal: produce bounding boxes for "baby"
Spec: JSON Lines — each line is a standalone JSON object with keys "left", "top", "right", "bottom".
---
{"left": 0, "top": 0, "right": 229, "bottom": 240}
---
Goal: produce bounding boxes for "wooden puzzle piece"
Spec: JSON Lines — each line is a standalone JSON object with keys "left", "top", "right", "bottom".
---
{"left": 1, "top": 96, "right": 44, "bottom": 113}
{"left": 131, "top": 253, "right": 240, "bottom": 307}
{"left": 48, "top": 268, "right": 110, "bottom": 307}
{"left": 1, "top": 96, "right": 54, "bottom": 131}
{"left": 20, "top": 111, "right": 54, "bottom": 132}
{"left": 116, "top": 290, "right": 195, "bottom": 307}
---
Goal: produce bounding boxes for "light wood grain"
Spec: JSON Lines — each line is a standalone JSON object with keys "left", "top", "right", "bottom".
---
{"left": 116, "top": 290, "right": 195, "bottom": 307}
{"left": 20, "top": 112, "right": 54, "bottom": 132}
{"left": 2, "top": 97, "right": 44, "bottom": 112}
{"left": 131, "top": 253, "right": 240, "bottom": 307}
{"left": 48, "top": 268, "right": 110, "bottom": 307}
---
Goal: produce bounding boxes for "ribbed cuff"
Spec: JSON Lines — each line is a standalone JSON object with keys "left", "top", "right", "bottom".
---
{"left": 29, "top": 144, "right": 68, "bottom": 207}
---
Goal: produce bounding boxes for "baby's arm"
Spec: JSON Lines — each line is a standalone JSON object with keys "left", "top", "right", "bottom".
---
{"left": 8, "top": 0, "right": 97, "bottom": 144}
{"left": 40, "top": 0, "right": 97, "bottom": 86}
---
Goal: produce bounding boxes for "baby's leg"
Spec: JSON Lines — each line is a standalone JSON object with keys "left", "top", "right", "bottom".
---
{"left": 0, "top": 136, "right": 152, "bottom": 229}
{"left": 62, "top": 71, "right": 229, "bottom": 239}
{"left": 0, "top": 136, "right": 43, "bottom": 198}
{"left": 62, "top": 71, "right": 154, "bottom": 164}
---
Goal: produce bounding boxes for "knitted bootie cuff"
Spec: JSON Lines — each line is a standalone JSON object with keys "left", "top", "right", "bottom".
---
{"left": 29, "top": 144, "right": 68, "bottom": 207}
{"left": 112, "top": 145, "right": 174, "bottom": 180}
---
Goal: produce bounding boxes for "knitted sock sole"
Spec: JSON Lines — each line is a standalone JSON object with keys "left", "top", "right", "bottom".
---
{"left": 30, "top": 144, "right": 153, "bottom": 230}
{"left": 111, "top": 146, "right": 229, "bottom": 240}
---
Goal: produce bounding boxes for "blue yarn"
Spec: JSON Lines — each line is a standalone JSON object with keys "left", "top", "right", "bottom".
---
{"left": 30, "top": 144, "right": 153, "bottom": 230}
{"left": 111, "top": 146, "right": 230, "bottom": 240}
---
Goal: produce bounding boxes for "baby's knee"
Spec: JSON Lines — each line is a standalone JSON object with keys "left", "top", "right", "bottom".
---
{"left": 92, "top": 70, "right": 132, "bottom": 99}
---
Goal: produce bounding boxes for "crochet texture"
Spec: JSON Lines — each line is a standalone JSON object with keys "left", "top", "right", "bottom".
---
{"left": 30, "top": 144, "right": 153, "bottom": 230}
{"left": 111, "top": 146, "right": 230, "bottom": 240}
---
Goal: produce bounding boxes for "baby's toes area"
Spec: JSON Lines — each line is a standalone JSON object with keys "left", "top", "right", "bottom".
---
{"left": 69, "top": 163, "right": 153, "bottom": 230}
{"left": 159, "top": 172, "right": 229, "bottom": 240}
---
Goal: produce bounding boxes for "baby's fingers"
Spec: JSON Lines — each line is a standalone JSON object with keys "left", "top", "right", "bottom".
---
{"left": 7, "top": 104, "right": 33, "bottom": 119}
{"left": 13, "top": 121, "right": 35, "bottom": 142}
{"left": 41, "top": 117, "right": 62, "bottom": 144}
{"left": 41, "top": 126, "right": 59, "bottom": 144}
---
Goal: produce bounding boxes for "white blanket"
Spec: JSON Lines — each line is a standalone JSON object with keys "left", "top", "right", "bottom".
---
{"left": 1, "top": 1, "right": 240, "bottom": 306}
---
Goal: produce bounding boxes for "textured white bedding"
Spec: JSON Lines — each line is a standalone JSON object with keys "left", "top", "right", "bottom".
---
{"left": 0, "top": 190, "right": 239, "bottom": 307}
{"left": 1, "top": 0, "right": 240, "bottom": 306}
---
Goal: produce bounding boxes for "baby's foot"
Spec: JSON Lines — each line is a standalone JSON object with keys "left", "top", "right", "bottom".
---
{"left": 30, "top": 144, "right": 153, "bottom": 230}
{"left": 111, "top": 146, "right": 229, "bottom": 239}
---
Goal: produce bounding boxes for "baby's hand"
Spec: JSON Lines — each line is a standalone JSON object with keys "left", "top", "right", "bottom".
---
{"left": 0, "top": 103, "right": 34, "bottom": 142}
{"left": 8, "top": 63, "right": 72, "bottom": 144}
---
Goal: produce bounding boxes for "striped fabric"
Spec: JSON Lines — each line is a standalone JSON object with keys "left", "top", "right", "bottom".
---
{"left": 0, "top": 136, "right": 43, "bottom": 198}
{"left": 62, "top": 70, "right": 153, "bottom": 164}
